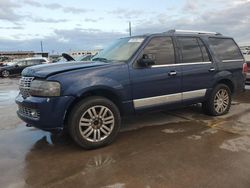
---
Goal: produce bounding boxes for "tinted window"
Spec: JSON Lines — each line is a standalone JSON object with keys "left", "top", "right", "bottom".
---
{"left": 209, "top": 38, "right": 243, "bottom": 61}
{"left": 26, "top": 60, "right": 35, "bottom": 66}
{"left": 143, "top": 37, "right": 175, "bottom": 65}
{"left": 178, "top": 37, "right": 205, "bottom": 63}
{"left": 26, "top": 59, "right": 45, "bottom": 66}
{"left": 198, "top": 39, "right": 210, "bottom": 62}
{"left": 17, "top": 61, "right": 27, "bottom": 67}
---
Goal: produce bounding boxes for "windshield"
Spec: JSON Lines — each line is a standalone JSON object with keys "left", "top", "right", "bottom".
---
{"left": 92, "top": 37, "right": 145, "bottom": 62}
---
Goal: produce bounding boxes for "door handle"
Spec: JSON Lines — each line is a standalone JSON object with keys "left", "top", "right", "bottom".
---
{"left": 209, "top": 67, "right": 215, "bottom": 72}
{"left": 168, "top": 71, "right": 177, "bottom": 76}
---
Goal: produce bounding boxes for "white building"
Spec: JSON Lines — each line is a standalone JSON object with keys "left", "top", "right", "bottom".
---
{"left": 68, "top": 50, "right": 101, "bottom": 56}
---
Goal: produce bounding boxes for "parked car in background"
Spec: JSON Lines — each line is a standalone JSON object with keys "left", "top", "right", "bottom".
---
{"left": 244, "top": 51, "right": 250, "bottom": 62}
{"left": 244, "top": 51, "right": 250, "bottom": 84}
{"left": 0, "top": 57, "right": 49, "bottom": 78}
{"left": 0, "top": 56, "right": 11, "bottom": 66}
{"left": 16, "top": 30, "right": 247, "bottom": 149}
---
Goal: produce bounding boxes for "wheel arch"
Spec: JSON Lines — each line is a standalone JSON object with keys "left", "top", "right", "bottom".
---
{"left": 216, "top": 79, "right": 235, "bottom": 93}
{"left": 64, "top": 88, "right": 123, "bottom": 127}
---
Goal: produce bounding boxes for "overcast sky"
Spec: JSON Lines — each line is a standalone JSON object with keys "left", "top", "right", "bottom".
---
{"left": 0, "top": 0, "right": 250, "bottom": 53}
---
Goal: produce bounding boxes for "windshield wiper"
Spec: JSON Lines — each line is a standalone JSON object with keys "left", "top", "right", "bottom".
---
{"left": 92, "top": 57, "right": 109, "bottom": 63}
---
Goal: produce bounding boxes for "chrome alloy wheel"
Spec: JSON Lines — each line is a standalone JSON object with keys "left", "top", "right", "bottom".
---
{"left": 79, "top": 105, "right": 115, "bottom": 143}
{"left": 213, "top": 89, "right": 229, "bottom": 114}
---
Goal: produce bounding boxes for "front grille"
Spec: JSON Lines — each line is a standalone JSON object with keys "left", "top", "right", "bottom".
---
{"left": 19, "top": 77, "right": 34, "bottom": 98}
{"left": 18, "top": 106, "right": 40, "bottom": 120}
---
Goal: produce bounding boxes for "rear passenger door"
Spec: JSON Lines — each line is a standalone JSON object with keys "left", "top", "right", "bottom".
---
{"left": 176, "top": 37, "right": 215, "bottom": 104}
{"left": 130, "top": 36, "right": 182, "bottom": 110}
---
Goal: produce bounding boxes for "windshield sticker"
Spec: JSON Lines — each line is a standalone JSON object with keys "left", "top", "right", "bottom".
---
{"left": 128, "top": 38, "right": 144, "bottom": 43}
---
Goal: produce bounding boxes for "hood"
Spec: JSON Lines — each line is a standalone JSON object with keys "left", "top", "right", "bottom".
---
{"left": 62, "top": 53, "right": 75, "bottom": 61}
{"left": 22, "top": 61, "right": 109, "bottom": 78}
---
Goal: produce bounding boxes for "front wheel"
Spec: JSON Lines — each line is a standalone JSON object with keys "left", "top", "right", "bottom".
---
{"left": 202, "top": 84, "right": 232, "bottom": 116}
{"left": 2, "top": 70, "right": 10, "bottom": 78}
{"left": 68, "top": 96, "right": 121, "bottom": 149}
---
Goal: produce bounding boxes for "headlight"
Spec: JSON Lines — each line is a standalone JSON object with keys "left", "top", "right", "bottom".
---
{"left": 30, "top": 80, "right": 61, "bottom": 97}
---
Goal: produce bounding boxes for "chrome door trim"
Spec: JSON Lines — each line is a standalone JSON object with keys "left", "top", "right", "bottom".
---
{"left": 182, "top": 89, "right": 207, "bottom": 100}
{"left": 222, "top": 59, "right": 244, "bottom": 63}
{"left": 151, "top": 61, "right": 211, "bottom": 68}
{"left": 133, "top": 89, "right": 207, "bottom": 109}
{"left": 133, "top": 93, "right": 181, "bottom": 109}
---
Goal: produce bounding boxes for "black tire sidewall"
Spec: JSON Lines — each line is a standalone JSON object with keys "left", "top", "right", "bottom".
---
{"left": 68, "top": 96, "right": 121, "bottom": 149}
{"left": 2, "top": 70, "right": 9, "bottom": 78}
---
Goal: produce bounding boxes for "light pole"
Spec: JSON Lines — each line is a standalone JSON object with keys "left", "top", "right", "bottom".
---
{"left": 40, "top": 41, "right": 44, "bottom": 53}
{"left": 129, "top": 21, "right": 132, "bottom": 37}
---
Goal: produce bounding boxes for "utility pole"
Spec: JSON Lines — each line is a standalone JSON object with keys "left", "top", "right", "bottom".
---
{"left": 129, "top": 21, "right": 132, "bottom": 37}
{"left": 40, "top": 41, "right": 44, "bottom": 53}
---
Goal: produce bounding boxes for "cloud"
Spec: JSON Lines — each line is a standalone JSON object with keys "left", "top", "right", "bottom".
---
{"left": 183, "top": 0, "right": 199, "bottom": 13}
{"left": 108, "top": 9, "right": 146, "bottom": 20}
{"left": 62, "top": 7, "right": 91, "bottom": 14}
{"left": 44, "top": 3, "right": 62, "bottom": 10}
{"left": 0, "top": 0, "right": 22, "bottom": 21}
{"left": 133, "top": 0, "right": 250, "bottom": 45}
{"left": 22, "top": 0, "right": 41, "bottom": 7}
{"left": 0, "top": 28, "right": 126, "bottom": 53}
{"left": 0, "top": 26, "right": 24, "bottom": 30}
{"left": 31, "top": 18, "right": 68, "bottom": 23}
{"left": 84, "top": 17, "right": 104, "bottom": 23}
{"left": 22, "top": 0, "right": 91, "bottom": 14}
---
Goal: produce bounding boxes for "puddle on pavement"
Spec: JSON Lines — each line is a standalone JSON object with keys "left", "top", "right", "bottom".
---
{"left": 0, "top": 126, "right": 51, "bottom": 188}
{"left": 201, "top": 128, "right": 218, "bottom": 135}
{"left": 187, "top": 135, "right": 202, "bottom": 140}
{"left": 162, "top": 128, "right": 185, "bottom": 134}
{"left": 0, "top": 90, "right": 19, "bottom": 105}
{"left": 85, "top": 154, "right": 116, "bottom": 171}
{"left": 102, "top": 183, "right": 126, "bottom": 188}
{"left": 220, "top": 136, "right": 250, "bottom": 153}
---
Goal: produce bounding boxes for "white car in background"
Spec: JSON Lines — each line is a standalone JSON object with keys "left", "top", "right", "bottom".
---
{"left": 244, "top": 51, "right": 250, "bottom": 63}
{"left": 244, "top": 51, "right": 250, "bottom": 84}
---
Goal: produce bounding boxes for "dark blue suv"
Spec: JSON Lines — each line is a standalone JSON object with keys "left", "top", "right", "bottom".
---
{"left": 16, "top": 30, "right": 247, "bottom": 149}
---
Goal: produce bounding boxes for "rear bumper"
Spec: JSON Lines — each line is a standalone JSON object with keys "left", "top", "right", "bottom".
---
{"left": 246, "top": 73, "right": 250, "bottom": 85}
{"left": 16, "top": 94, "right": 75, "bottom": 131}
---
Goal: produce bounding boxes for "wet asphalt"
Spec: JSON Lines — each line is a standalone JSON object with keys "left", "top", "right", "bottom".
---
{"left": 0, "top": 78, "right": 250, "bottom": 188}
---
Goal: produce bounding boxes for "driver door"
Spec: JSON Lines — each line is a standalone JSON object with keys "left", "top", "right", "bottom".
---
{"left": 130, "top": 36, "right": 182, "bottom": 111}
{"left": 15, "top": 61, "right": 27, "bottom": 75}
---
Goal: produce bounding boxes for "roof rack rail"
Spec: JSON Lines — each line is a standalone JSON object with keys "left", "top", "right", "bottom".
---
{"left": 167, "top": 29, "right": 222, "bottom": 35}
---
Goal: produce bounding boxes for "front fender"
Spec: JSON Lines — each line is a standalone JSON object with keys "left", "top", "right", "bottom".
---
{"left": 67, "top": 76, "right": 125, "bottom": 98}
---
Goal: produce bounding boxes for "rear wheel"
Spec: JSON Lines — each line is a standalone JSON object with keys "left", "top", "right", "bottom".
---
{"left": 68, "top": 96, "right": 121, "bottom": 149}
{"left": 2, "top": 70, "right": 10, "bottom": 78}
{"left": 202, "top": 84, "right": 231, "bottom": 116}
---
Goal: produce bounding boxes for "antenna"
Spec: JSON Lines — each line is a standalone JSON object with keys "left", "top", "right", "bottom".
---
{"left": 129, "top": 22, "right": 132, "bottom": 37}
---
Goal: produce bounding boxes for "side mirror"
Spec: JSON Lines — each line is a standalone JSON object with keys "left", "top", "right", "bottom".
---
{"left": 15, "top": 64, "right": 19, "bottom": 67}
{"left": 138, "top": 54, "right": 155, "bottom": 67}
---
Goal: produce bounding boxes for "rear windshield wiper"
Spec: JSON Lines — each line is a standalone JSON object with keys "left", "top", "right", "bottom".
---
{"left": 92, "top": 57, "right": 109, "bottom": 63}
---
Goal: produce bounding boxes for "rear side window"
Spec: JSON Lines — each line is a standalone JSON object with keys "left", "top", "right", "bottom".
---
{"left": 209, "top": 38, "right": 243, "bottom": 61}
{"left": 177, "top": 37, "right": 210, "bottom": 63}
{"left": 143, "top": 37, "right": 175, "bottom": 65}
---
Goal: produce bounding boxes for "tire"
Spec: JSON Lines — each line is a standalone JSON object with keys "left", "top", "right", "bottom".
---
{"left": 68, "top": 96, "right": 121, "bottom": 149}
{"left": 1, "top": 70, "right": 10, "bottom": 78}
{"left": 202, "top": 84, "right": 232, "bottom": 116}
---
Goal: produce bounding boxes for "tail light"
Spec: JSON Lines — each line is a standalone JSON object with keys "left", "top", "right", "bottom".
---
{"left": 243, "top": 63, "right": 248, "bottom": 74}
